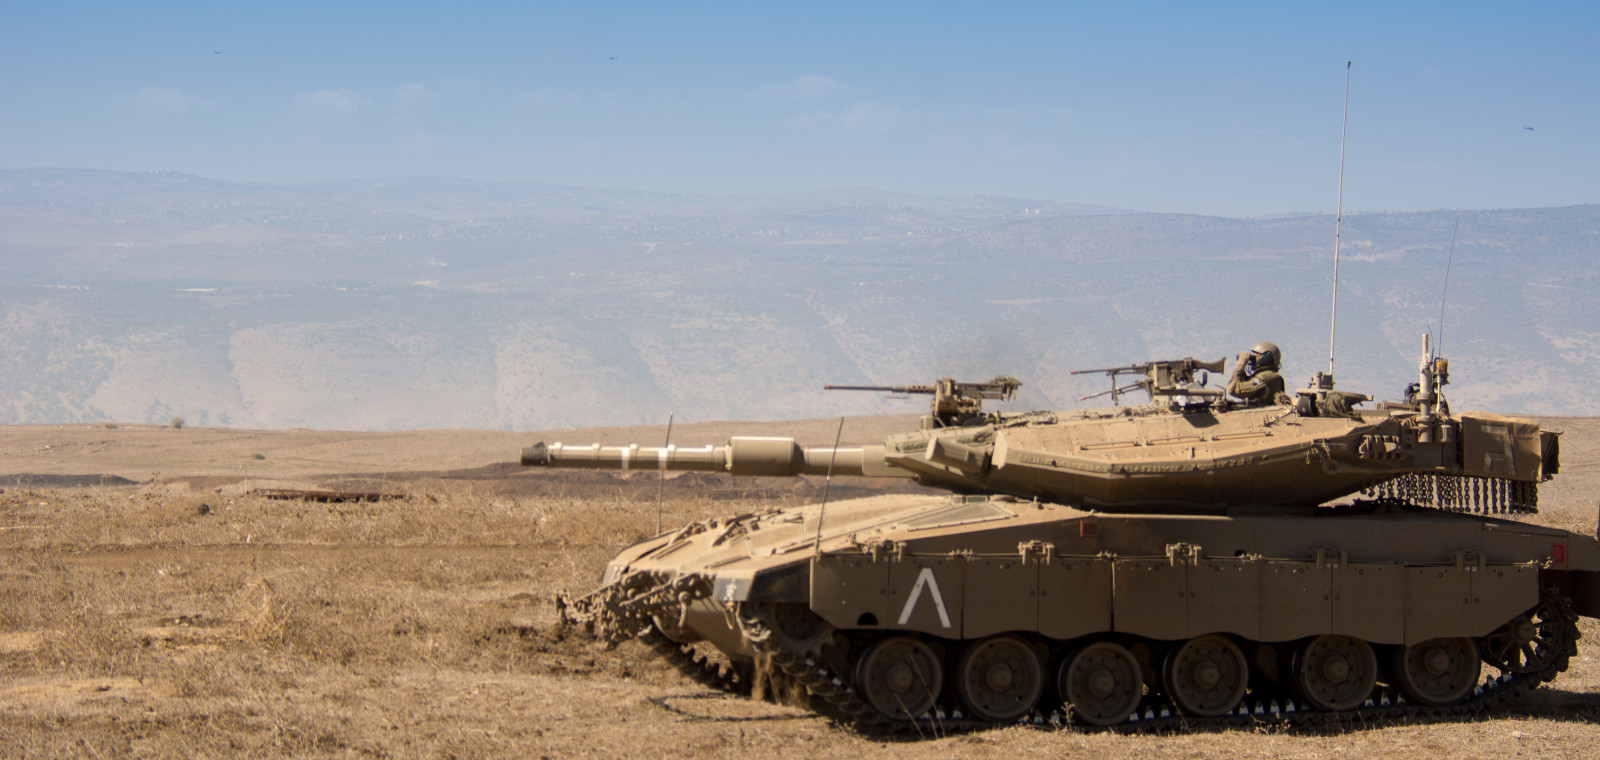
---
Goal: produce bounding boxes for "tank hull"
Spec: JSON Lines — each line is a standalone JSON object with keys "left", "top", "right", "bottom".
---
{"left": 567, "top": 493, "right": 1599, "bottom": 726}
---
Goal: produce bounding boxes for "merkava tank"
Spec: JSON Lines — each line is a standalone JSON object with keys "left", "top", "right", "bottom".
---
{"left": 522, "top": 337, "right": 1600, "bottom": 729}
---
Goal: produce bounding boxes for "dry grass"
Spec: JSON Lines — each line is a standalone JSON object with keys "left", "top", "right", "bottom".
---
{"left": 0, "top": 483, "right": 732, "bottom": 758}
{"left": 2, "top": 419, "right": 1600, "bottom": 758}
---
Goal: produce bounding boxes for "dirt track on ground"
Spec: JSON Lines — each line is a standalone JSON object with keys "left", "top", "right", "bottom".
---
{"left": 3, "top": 417, "right": 1600, "bottom": 758}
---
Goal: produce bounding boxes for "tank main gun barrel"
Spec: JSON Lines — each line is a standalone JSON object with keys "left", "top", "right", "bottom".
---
{"left": 521, "top": 436, "right": 910, "bottom": 479}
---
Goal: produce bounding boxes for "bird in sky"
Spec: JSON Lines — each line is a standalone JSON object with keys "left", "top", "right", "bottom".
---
{"left": 214, "top": 50, "right": 222, "bottom": 54}
{"left": 1524, "top": 125, "right": 1535, "bottom": 131}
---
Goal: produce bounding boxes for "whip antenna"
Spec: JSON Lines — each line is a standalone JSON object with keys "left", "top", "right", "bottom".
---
{"left": 1327, "top": 60, "right": 1352, "bottom": 378}
{"left": 814, "top": 416, "right": 846, "bottom": 554}
{"left": 655, "top": 413, "right": 673, "bottom": 535}
{"left": 1437, "top": 214, "right": 1460, "bottom": 356}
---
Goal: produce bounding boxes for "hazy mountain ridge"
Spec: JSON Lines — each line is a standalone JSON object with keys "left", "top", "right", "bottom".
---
{"left": 2, "top": 169, "right": 1595, "bottom": 430}
{"left": 2, "top": 169, "right": 1124, "bottom": 282}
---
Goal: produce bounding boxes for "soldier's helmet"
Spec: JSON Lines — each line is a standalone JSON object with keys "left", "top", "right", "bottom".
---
{"left": 1250, "top": 341, "right": 1282, "bottom": 372}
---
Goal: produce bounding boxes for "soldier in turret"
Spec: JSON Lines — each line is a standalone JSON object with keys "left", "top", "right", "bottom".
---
{"left": 1227, "top": 341, "right": 1286, "bottom": 405}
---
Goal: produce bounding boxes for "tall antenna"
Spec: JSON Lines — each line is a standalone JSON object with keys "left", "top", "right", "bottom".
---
{"left": 655, "top": 412, "right": 674, "bottom": 535}
{"left": 1327, "top": 60, "right": 1352, "bottom": 378}
{"left": 1436, "top": 214, "right": 1460, "bottom": 356}
{"left": 813, "top": 416, "right": 846, "bottom": 554}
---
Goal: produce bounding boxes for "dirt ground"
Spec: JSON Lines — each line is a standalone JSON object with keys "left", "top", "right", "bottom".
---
{"left": 3, "top": 416, "right": 1600, "bottom": 758}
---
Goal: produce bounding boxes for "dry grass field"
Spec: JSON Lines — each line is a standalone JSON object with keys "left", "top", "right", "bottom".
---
{"left": 3, "top": 416, "right": 1600, "bottom": 759}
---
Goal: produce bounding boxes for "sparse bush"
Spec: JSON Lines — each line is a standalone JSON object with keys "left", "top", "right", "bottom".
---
{"left": 105, "top": 423, "right": 118, "bottom": 429}
{"left": 169, "top": 416, "right": 185, "bottom": 429}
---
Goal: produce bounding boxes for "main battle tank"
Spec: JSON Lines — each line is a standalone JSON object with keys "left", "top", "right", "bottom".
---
{"left": 523, "top": 337, "right": 1600, "bottom": 729}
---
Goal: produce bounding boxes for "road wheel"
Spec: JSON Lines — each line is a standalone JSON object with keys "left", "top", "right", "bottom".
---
{"left": 953, "top": 635, "right": 1043, "bottom": 722}
{"left": 1393, "top": 637, "right": 1479, "bottom": 706}
{"left": 853, "top": 635, "right": 943, "bottom": 719}
{"left": 1164, "top": 634, "right": 1249, "bottom": 716}
{"left": 1291, "top": 635, "right": 1377, "bottom": 710}
{"left": 1059, "top": 641, "right": 1144, "bottom": 726}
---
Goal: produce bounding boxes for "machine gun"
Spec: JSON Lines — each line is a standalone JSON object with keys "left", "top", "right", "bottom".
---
{"left": 1071, "top": 357, "right": 1227, "bottom": 406}
{"left": 825, "top": 376, "right": 1022, "bottom": 428}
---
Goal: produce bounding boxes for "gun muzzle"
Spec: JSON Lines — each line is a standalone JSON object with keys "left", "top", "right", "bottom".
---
{"left": 520, "top": 442, "right": 550, "bottom": 467}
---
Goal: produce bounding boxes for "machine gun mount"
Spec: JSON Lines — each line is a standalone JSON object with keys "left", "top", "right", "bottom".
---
{"left": 825, "top": 375, "right": 1022, "bottom": 429}
{"left": 1071, "top": 357, "right": 1228, "bottom": 406}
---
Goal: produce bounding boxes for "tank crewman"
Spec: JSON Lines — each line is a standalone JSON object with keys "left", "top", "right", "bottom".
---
{"left": 1227, "top": 341, "right": 1286, "bottom": 405}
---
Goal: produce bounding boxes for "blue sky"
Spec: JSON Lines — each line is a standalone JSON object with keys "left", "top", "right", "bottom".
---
{"left": 2, "top": 1, "right": 1595, "bottom": 215}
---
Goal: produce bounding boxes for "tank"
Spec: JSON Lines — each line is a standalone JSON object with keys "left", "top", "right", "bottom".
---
{"left": 522, "top": 337, "right": 1600, "bottom": 728}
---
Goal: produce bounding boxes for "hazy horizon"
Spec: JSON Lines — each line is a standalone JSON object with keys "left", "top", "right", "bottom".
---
{"left": 9, "top": 165, "right": 1598, "bottom": 219}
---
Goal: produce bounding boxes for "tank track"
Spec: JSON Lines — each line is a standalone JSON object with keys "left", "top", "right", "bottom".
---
{"left": 742, "top": 584, "right": 1580, "bottom": 734}
{"left": 639, "top": 625, "right": 754, "bottom": 697}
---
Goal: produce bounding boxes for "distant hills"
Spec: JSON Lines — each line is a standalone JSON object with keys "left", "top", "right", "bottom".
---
{"left": 2, "top": 168, "right": 1595, "bottom": 430}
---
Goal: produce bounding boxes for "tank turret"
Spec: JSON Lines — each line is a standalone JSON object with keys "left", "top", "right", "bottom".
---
{"left": 521, "top": 342, "right": 1556, "bottom": 513}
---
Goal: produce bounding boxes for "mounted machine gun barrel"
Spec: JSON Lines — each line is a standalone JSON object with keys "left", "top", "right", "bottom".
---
{"left": 1072, "top": 357, "right": 1227, "bottom": 405}
{"left": 825, "top": 375, "right": 1021, "bottom": 428}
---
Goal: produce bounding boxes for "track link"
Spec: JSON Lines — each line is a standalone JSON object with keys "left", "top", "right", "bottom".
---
{"left": 746, "top": 584, "right": 1580, "bottom": 734}
{"left": 640, "top": 626, "right": 755, "bottom": 697}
